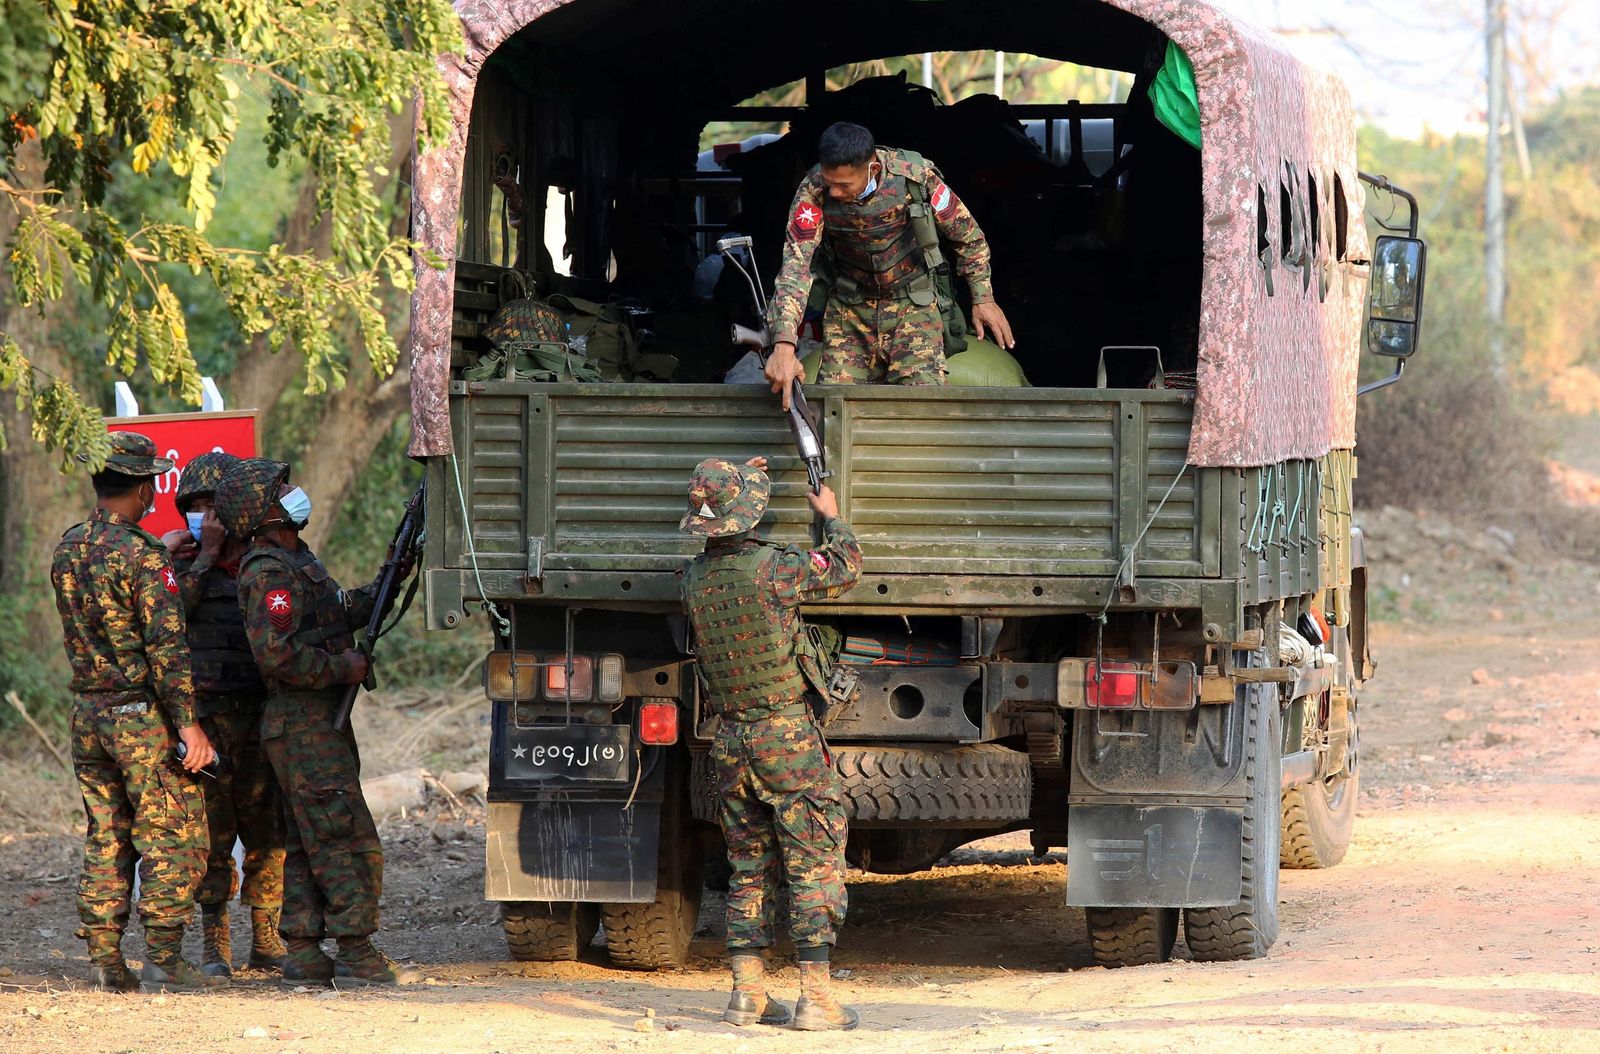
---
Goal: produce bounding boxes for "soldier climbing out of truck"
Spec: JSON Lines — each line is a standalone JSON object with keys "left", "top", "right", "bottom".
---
{"left": 763, "top": 120, "right": 1015, "bottom": 408}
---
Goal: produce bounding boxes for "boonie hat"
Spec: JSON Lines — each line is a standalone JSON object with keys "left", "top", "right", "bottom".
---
{"left": 78, "top": 431, "right": 174, "bottom": 477}
{"left": 679, "top": 457, "right": 770, "bottom": 537}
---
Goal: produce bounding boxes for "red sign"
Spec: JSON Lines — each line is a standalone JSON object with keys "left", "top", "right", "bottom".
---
{"left": 105, "top": 410, "right": 260, "bottom": 538}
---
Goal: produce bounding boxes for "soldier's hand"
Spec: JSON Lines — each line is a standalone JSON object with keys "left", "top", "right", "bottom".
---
{"left": 161, "top": 529, "right": 197, "bottom": 560}
{"left": 343, "top": 649, "right": 372, "bottom": 685}
{"left": 744, "top": 456, "right": 769, "bottom": 472}
{"left": 176, "top": 724, "right": 216, "bottom": 773}
{"left": 765, "top": 342, "right": 805, "bottom": 411}
{"left": 198, "top": 508, "right": 226, "bottom": 558}
{"left": 971, "top": 301, "right": 1016, "bottom": 350}
{"left": 807, "top": 485, "right": 840, "bottom": 521}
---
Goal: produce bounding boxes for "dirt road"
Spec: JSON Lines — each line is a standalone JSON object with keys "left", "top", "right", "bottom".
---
{"left": 4, "top": 610, "right": 1600, "bottom": 1053}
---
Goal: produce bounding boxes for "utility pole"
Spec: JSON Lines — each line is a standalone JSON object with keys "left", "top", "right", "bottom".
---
{"left": 1485, "top": 0, "right": 1508, "bottom": 375}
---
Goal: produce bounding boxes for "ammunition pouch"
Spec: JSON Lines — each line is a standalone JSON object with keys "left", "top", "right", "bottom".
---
{"left": 796, "top": 622, "right": 859, "bottom": 726}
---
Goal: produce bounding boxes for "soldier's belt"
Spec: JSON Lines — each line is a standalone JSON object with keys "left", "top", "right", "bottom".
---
{"left": 716, "top": 700, "right": 811, "bottom": 724}
{"left": 109, "top": 701, "right": 150, "bottom": 717}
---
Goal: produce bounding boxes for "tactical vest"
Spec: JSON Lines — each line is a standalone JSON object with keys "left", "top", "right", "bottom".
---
{"left": 185, "top": 564, "right": 267, "bottom": 710}
{"left": 241, "top": 544, "right": 356, "bottom": 693}
{"left": 684, "top": 546, "right": 807, "bottom": 720}
{"left": 812, "top": 149, "right": 967, "bottom": 354}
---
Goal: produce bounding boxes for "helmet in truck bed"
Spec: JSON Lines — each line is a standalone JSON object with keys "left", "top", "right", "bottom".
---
{"left": 680, "top": 457, "right": 771, "bottom": 537}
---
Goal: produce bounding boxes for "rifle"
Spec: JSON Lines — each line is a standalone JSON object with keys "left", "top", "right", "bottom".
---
{"left": 722, "top": 236, "right": 830, "bottom": 497}
{"left": 333, "top": 481, "right": 426, "bottom": 732}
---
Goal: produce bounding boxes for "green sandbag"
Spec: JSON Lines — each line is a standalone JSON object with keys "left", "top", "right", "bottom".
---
{"left": 946, "top": 338, "right": 1030, "bottom": 387}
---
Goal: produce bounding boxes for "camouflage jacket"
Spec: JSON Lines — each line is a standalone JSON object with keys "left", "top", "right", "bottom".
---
{"left": 695, "top": 517, "right": 864, "bottom": 694}
{"left": 50, "top": 507, "right": 197, "bottom": 727}
{"left": 236, "top": 540, "right": 379, "bottom": 692}
{"left": 768, "top": 147, "right": 993, "bottom": 346}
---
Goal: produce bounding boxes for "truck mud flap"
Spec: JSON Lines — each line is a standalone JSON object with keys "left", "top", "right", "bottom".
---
{"left": 485, "top": 800, "right": 661, "bottom": 904}
{"left": 1066, "top": 803, "right": 1243, "bottom": 908}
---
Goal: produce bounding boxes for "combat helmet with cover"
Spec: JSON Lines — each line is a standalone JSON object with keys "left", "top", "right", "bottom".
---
{"left": 175, "top": 452, "right": 242, "bottom": 513}
{"left": 215, "top": 458, "right": 291, "bottom": 539}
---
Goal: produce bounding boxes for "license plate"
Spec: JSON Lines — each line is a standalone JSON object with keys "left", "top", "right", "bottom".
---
{"left": 504, "top": 724, "right": 630, "bottom": 782}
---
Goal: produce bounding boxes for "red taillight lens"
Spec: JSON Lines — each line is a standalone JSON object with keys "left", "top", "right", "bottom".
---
{"left": 543, "top": 655, "right": 594, "bottom": 701}
{"left": 1085, "top": 661, "right": 1142, "bottom": 708}
{"left": 638, "top": 701, "right": 678, "bottom": 745}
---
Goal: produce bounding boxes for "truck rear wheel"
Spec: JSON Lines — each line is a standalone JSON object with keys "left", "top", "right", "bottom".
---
{"left": 1085, "top": 906, "right": 1179, "bottom": 967}
{"left": 834, "top": 743, "right": 1032, "bottom": 825}
{"left": 1183, "top": 681, "right": 1281, "bottom": 961}
{"left": 1281, "top": 708, "right": 1359, "bottom": 869}
{"left": 602, "top": 759, "right": 704, "bottom": 970}
{"left": 502, "top": 901, "right": 599, "bottom": 962}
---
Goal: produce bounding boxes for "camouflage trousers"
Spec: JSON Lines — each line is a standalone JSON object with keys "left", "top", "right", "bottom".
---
{"left": 259, "top": 691, "right": 382, "bottom": 939}
{"left": 196, "top": 704, "right": 285, "bottom": 909}
{"left": 713, "top": 707, "right": 848, "bottom": 950}
{"left": 69, "top": 697, "right": 207, "bottom": 963}
{"left": 818, "top": 295, "right": 946, "bottom": 385}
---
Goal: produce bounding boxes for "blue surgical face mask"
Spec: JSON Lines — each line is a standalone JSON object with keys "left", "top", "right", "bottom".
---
{"left": 279, "top": 487, "right": 312, "bottom": 528}
{"left": 857, "top": 164, "right": 879, "bottom": 201}
{"left": 186, "top": 511, "right": 206, "bottom": 541}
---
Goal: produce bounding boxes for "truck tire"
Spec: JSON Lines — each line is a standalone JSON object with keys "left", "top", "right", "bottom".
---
{"left": 834, "top": 744, "right": 1032, "bottom": 826}
{"left": 1183, "top": 681, "right": 1281, "bottom": 961}
{"left": 502, "top": 901, "right": 599, "bottom": 962}
{"left": 602, "top": 758, "right": 704, "bottom": 970}
{"left": 1085, "top": 906, "right": 1179, "bottom": 967}
{"left": 1281, "top": 709, "right": 1359, "bottom": 869}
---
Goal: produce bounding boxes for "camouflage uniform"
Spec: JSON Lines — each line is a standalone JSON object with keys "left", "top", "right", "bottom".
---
{"left": 49, "top": 433, "right": 207, "bottom": 971}
{"left": 170, "top": 453, "right": 285, "bottom": 969}
{"left": 680, "top": 459, "right": 862, "bottom": 952}
{"left": 768, "top": 146, "right": 994, "bottom": 385}
{"left": 216, "top": 460, "right": 385, "bottom": 945}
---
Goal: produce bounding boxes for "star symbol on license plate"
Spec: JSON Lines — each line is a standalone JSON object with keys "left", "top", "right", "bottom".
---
{"left": 512, "top": 744, "right": 527, "bottom": 759}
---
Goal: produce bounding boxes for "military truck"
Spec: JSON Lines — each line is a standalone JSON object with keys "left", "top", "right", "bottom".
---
{"left": 401, "top": 0, "right": 1426, "bottom": 969}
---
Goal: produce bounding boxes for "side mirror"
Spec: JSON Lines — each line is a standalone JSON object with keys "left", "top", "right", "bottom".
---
{"left": 1357, "top": 234, "right": 1427, "bottom": 395}
{"left": 1365, "top": 235, "right": 1426, "bottom": 358}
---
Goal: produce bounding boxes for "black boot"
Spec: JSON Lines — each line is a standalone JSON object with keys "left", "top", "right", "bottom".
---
{"left": 200, "top": 904, "right": 232, "bottom": 977}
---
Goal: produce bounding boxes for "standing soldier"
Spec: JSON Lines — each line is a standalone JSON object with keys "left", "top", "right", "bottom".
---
{"left": 163, "top": 452, "right": 287, "bottom": 976}
{"left": 50, "top": 431, "right": 224, "bottom": 992}
{"left": 763, "top": 120, "right": 1016, "bottom": 407}
{"left": 680, "top": 456, "right": 863, "bottom": 1031}
{"left": 213, "top": 458, "right": 418, "bottom": 987}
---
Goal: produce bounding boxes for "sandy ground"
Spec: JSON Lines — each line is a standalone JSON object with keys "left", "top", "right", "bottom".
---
{"left": 5, "top": 580, "right": 1600, "bottom": 1051}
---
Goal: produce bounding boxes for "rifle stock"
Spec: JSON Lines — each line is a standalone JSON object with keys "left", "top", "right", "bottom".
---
{"left": 333, "top": 481, "right": 426, "bottom": 732}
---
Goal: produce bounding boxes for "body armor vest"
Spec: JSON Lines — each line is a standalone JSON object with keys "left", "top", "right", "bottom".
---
{"left": 684, "top": 546, "right": 807, "bottom": 720}
{"left": 242, "top": 544, "right": 356, "bottom": 693}
{"left": 820, "top": 149, "right": 942, "bottom": 305}
{"left": 183, "top": 563, "right": 266, "bottom": 710}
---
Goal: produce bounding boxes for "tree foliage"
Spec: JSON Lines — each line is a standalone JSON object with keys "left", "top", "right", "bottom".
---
{"left": 0, "top": 0, "right": 462, "bottom": 468}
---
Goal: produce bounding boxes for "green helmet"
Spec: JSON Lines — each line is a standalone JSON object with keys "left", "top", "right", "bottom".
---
{"left": 679, "top": 457, "right": 770, "bottom": 537}
{"left": 174, "top": 451, "right": 242, "bottom": 513}
{"left": 215, "top": 457, "right": 291, "bottom": 539}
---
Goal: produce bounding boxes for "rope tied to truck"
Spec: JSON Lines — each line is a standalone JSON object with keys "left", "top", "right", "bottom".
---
{"left": 449, "top": 450, "right": 514, "bottom": 638}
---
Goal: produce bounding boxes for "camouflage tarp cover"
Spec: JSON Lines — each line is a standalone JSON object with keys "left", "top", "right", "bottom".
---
{"left": 406, "top": 0, "right": 1369, "bottom": 468}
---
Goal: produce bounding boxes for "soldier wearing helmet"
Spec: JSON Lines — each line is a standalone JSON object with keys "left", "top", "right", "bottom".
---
{"left": 162, "top": 452, "right": 287, "bottom": 978}
{"left": 214, "top": 458, "right": 418, "bottom": 988}
{"left": 50, "top": 431, "right": 223, "bottom": 993}
{"left": 680, "top": 457, "right": 863, "bottom": 1031}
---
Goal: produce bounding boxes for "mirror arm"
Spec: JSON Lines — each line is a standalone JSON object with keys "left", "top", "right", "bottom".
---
{"left": 1359, "top": 172, "right": 1419, "bottom": 238}
{"left": 1357, "top": 358, "right": 1405, "bottom": 397}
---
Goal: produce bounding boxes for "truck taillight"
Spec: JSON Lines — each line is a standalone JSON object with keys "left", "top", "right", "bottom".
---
{"left": 544, "top": 655, "right": 594, "bottom": 702}
{"left": 485, "top": 652, "right": 541, "bottom": 701}
{"left": 1085, "top": 661, "right": 1143, "bottom": 708}
{"left": 638, "top": 701, "right": 678, "bottom": 745}
{"left": 596, "top": 654, "right": 624, "bottom": 703}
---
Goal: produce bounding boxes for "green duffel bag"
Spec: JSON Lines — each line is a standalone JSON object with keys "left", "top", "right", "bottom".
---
{"left": 462, "top": 341, "right": 602, "bottom": 383}
{"left": 546, "top": 293, "right": 639, "bottom": 380}
{"left": 945, "top": 337, "right": 1030, "bottom": 387}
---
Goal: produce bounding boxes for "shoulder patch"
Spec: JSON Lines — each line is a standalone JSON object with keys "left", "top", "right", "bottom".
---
{"left": 931, "top": 180, "right": 959, "bottom": 219}
{"left": 265, "top": 589, "right": 293, "bottom": 631}
{"left": 790, "top": 199, "right": 823, "bottom": 241}
{"left": 809, "top": 551, "right": 831, "bottom": 573}
{"left": 161, "top": 567, "right": 180, "bottom": 595}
